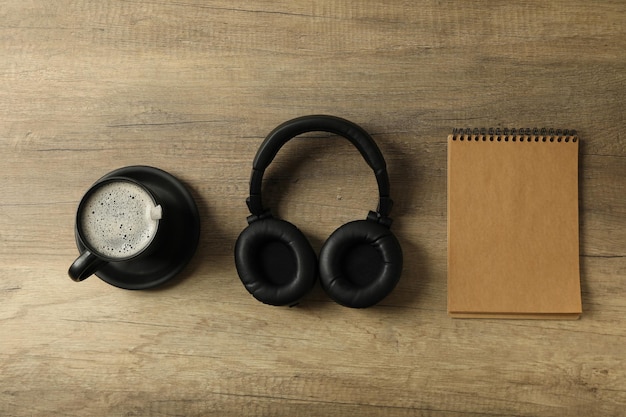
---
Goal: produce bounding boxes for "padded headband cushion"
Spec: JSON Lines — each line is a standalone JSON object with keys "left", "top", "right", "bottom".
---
{"left": 247, "top": 115, "right": 392, "bottom": 217}
{"left": 235, "top": 218, "right": 317, "bottom": 306}
{"left": 253, "top": 115, "right": 387, "bottom": 174}
{"left": 319, "top": 220, "right": 403, "bottom": 308}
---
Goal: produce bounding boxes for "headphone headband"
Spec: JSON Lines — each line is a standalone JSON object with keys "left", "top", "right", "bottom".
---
{"left": 246, "top": 115, "right": 393, "bottom": 219}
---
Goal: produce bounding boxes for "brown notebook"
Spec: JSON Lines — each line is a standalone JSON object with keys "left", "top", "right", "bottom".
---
{"left": 447, "top": 129, "right": 582, "bottom": 319}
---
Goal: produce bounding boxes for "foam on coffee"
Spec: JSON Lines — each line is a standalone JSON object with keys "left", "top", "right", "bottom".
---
{"left": 80, "top": 181, "right": 161, "bottom": 259}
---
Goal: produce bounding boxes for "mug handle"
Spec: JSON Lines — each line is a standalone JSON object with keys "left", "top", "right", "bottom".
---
{"left": 68, "top": 250, "right": 106, "bottom": 282}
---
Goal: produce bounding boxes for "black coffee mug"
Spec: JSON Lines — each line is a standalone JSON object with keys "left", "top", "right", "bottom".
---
{"left": 68, "top": 166, "right": 201, "bottom": 289}
{"left": 69, "top": 177, "right": 164, "bottom": 282}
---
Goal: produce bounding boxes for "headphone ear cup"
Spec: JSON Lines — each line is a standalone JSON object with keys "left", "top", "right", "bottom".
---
{"left": 235, "top": 218, "right": 317, "bottom": 306}
{"left": 319, "top": 220, "right": 403, "bottom": 308}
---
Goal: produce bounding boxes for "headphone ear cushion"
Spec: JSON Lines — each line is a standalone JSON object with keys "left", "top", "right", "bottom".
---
{"left": 319, "top": 220, "right": 403, "bottom": 308}
{"left": 235, "top": 218, "right": 317, "bottom": 306}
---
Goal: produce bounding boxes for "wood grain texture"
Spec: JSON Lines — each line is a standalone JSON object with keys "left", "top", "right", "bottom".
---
{"left": 1, "top": 1, "right": 624, "bottom": 416}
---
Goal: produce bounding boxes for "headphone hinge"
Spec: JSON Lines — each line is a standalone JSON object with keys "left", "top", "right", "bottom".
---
{"left": 377, "top": 196, "right": 393, "bottom": 217}
{"left": 246, "top": 210, "right": 273, "bottom": 224}
{"left": 367, "top": 210, "right": 393, "bottom": 228}
{"left": 246, "top": 195, "right": 264, "bottom": 214}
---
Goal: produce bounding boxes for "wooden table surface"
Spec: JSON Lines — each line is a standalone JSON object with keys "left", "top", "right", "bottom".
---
{"left": 1, "top": 1, "right": 625, "bottom": 416}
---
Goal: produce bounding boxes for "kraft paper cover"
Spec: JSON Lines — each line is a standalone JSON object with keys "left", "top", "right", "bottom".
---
{"left": 447, "top": 134, "right": 582, "bottom": 318}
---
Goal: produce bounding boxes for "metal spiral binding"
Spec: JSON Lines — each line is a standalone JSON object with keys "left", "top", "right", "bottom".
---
{"left": 451, "top": 127, "right": 578, "bottom": 143}
{"left": 452, "top": 127, "right": 577, "bottom": 136}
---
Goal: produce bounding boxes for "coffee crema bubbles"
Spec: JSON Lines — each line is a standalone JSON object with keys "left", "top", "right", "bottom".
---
{"left": 79, "top": 181, "right": 162, "bottom": 259}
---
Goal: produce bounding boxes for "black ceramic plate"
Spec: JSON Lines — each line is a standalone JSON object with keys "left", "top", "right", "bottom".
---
{"left": 75, "top": 166, "right": 200, "bottom": 289}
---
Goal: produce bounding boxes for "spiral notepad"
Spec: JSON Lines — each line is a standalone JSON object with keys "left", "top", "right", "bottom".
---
{"left": 447, "top": 129, "right": 582, "bottom": 319}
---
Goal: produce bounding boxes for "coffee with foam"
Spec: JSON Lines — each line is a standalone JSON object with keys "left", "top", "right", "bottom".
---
{"left": 79, "top": 180, "right": 161, "bottom": 259}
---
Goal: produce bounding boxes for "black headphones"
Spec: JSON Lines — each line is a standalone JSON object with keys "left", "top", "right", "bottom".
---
{"left": 234, "top": 115, "right": 403, "bottom": 308}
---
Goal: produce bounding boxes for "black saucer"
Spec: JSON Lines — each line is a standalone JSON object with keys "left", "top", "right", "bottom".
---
{"left": 75, "top": 166, "right": 200, "bottom": 289}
